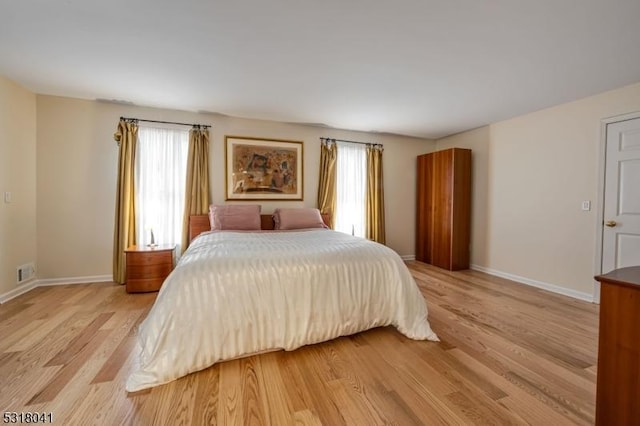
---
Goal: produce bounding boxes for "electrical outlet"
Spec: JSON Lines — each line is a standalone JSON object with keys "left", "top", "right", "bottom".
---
{"left": 3, "top": 192, "right": 11, "bottom": 203}
{"left": 581, "top": 200, "right": 591, "bottom": 211}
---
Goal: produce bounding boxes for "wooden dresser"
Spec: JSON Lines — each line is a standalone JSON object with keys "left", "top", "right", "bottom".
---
{"left": 594, "top": 266, "right": 640, "bottom": 425}
{"left": 416, "top": 148, "right": 472, "bottom": 270}
{"left": 125, "top": 244, "right": 175, "bottom": 293}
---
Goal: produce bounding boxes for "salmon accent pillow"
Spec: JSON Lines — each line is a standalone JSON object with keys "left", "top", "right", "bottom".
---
{"left": 209, "top": 205, "right": 261, "bottom": 230}
{"left": 273, "top": 208, "right": 328, "bottom": 230}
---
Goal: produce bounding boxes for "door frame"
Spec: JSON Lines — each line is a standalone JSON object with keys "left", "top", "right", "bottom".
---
{"left": 593, "top": 111, "right": 640, "bottom": 303}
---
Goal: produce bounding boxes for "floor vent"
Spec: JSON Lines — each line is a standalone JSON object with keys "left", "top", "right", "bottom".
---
{"left": 17, "top": 263, "right": 36, "bottom": 284}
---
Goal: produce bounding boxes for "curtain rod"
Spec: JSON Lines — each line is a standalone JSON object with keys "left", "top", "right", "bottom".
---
{"left": 120, "top": 116, "right": 211, "bottom": 129}
{"left": 320, "top": 137, "right": 383, "bottom": 148}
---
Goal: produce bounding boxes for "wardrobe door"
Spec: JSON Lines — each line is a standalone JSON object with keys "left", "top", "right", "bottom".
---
{"left": 416, "top": 153, "right": 433, "bottom": 263}
{"left": 430, "top": 149, "right": 455, "bottom": 270}
{"left": 449, "top": 149, "right": 471, "bottom": 270}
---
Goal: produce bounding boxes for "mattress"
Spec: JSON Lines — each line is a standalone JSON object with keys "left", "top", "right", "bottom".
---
{"left": 126, "top": 229, "right": 438, "bottom": 392}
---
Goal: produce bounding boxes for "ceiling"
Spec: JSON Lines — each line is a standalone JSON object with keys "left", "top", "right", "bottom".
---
{"left": 1, "top": 0, "right": 639, "bottom": 139}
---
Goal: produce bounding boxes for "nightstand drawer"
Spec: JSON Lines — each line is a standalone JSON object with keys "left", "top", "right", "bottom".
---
{"left": 127, "top": 250, "right": 173, "bottom": 266}
{"left": 127, "top": 278, "right": 167, "bottom": 293}
{"left": 125, "top": 245, "right": 176, "bottom": 293}
{"left": 126, "top": 263, "right": 173, "bottom": 280}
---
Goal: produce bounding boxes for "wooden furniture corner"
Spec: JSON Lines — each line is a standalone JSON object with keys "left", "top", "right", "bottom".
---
{"left": 594, "top": 266, "right": 640, "bottom": 425}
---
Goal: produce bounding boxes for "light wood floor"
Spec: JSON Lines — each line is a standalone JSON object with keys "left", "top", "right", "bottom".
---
{"left": 0, "top": 262, "right": 598, "bottom": 425}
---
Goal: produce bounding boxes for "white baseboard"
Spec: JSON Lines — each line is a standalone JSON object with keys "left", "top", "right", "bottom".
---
{"left": 0, "top": 274, "right": 113, "bottom": 304}
{"left": 0, "top": 280, "right": 39, "bottom": 304}
{"left": 470, "top": 264, "right": 594, "bottom": 303}
{"left": 401, "top": 255, "right": 416, "bottom": 261}
{"left": 37, "top": 275, "right": 112, "bottom": 286}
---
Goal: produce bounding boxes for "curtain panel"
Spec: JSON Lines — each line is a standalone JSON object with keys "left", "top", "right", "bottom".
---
{"left": 113, "top": 120, "right": 138, "bottom": 284}
{"left": 181, "top": 128, "right": 211, "bottom": 251}
{"left": 316, "top": 140, "right": 337, "bottom": 229}
{"left": 366, "top": 146, "right": 386, "bottom": 244}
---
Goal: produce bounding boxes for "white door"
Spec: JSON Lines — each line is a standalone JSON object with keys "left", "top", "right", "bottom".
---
{"left": 602, "top": 117, "right": 640, "bottom": 274}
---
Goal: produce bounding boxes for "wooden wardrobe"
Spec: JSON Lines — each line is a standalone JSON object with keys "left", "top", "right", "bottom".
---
{"left": 416, "top": 148, "right": 471, "bottom": 270}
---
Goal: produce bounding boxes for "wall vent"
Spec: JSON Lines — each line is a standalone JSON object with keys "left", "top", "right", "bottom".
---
{"left": 17, "top": 263, "right": 36, "bottom": 284}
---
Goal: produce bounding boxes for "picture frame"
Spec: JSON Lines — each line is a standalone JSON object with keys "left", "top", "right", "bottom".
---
{"left": 225, "top": 136, "right": 304, "bottom": 200}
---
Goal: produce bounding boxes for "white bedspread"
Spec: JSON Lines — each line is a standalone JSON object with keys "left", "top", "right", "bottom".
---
{"left": 126, "top": 229, "right": 438, "bottom": 392}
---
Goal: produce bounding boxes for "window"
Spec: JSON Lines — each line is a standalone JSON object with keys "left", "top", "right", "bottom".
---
{"left": 135, "top": 126, "right": 189, "bottom": 253}
{"left": 335, "top": 141, "right": 367, "bottom": 237}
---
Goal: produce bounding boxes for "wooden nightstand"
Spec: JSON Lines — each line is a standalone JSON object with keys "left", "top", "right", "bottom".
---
{"left": 125, "top": 244, "right": 175, "bottom": 293}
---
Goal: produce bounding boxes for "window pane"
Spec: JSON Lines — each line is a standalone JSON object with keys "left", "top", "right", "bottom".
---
{"left": 335, "top": 142, "right": 367, "bottom": 237}
{"left": 135, "top": 126, "right": 189, "bottom": 253}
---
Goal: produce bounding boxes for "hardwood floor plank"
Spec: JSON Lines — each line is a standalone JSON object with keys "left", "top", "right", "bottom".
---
{"left": 319, "top": 338, "right": 427, "bottom": 426}
{"left": 91, "top": 308, "right": 148, "bottom": 384}
{"left": 278, "top": 352, "right": 321, "bottom": 415}
{"left": 5, "top": 304, "right": 83, "bottom": 352}
{"left": 240, "top": 356, "right": 268, "bottom": 426}
{"left": 292, "top": 409, "right": 323, "bottom": 426}
{"left": 0, "top": 309, "right": 101, "bottom": 389}
{"left": 256, "top": 353, "right": 293, "bottom": 425}
{"left": 27, "top": 329, "right": 110, "bottom": 404}
{"left": 326, "top": 377, "right": 387, "bottom": 425}
{"left": 0, "top": 318, "right": 46, "bottom": 352}
{"left": 62, "top": 382, "right": 115, "bottom": 425}
{"left": 0, "top": 366, "right": 60, "bottom": 410}
{"left": 217, "top": 359, "right": 244, "bottom": 425}
{"left": 445, "top": 390, "right": 524, "bottom": 425}
{"left": 44, "top": 312, "right": 114, "bottom": 367}
{"left": 191, "top": 365, "right": 220, "bottom": 425}
{"left": 0, "top": 301, "right": 32, "bottom": 322}
{"left": 310, "top": 343, "right": 394, "bottom": 425}
{"left": 289, "top": 347, "right": 348, "bottom": 426}
{"left": 338, "top": 335, "right": 469, "bottom": 424}
{"left": 151, "top": 371, "right": 199, "bottom": 426}
{"left": 447, "top": 347, "right": 586, "bottom": 424}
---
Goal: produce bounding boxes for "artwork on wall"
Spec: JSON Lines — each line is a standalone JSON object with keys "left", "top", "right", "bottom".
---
{"left": 225, "top": 136, "right": 303, "bottom": 200}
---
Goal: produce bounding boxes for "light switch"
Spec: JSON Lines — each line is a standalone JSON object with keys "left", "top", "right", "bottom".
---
{"left": 581, "top": 200, "right": 591, "bottom": 211}
{"left": 3, "top": 192, "right": 11, "bottom": 204}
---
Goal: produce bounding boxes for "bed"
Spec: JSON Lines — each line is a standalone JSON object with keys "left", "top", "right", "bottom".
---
{"left": 125, "top": 212, "right": 438, "bottom": 392}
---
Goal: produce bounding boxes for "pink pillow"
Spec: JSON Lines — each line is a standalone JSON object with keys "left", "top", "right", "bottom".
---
{"left": 209, "top": 205, "right": 261, "bottom": 230}
{"left": 273, "top": 208, "right": 328, "bottom": 230}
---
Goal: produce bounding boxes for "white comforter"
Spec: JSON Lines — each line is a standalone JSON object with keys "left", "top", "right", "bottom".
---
{"left": 126, "top": 229, "right": 438, "bottom": 392}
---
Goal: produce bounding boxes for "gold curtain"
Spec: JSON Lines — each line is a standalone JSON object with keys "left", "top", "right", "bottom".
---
{"left": 316, "top": 140, "right": 337, "bottom": 229}
{"left": 112, "top": 120, "right": 138, "bottom": 284}
{"left": 181, "top": 128, "right": 211, "bottom": 251}
{"left": 366, "top": 145, "right": 385, "bottom": 244}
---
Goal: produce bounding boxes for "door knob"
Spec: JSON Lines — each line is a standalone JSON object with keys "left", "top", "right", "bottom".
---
{"left": 605, "top": 220, "right": 617, "bottom": 227}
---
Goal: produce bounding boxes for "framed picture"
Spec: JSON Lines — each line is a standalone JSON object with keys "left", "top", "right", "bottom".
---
{"left": 225, "top": 136, "right": 303, "bottom": 200}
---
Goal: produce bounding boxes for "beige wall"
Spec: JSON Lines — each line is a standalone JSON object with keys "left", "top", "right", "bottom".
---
{"left": 36, "top": 95, "right": 435, "bottom": 279}
{"left": 0, "top": 76, "right": 37, "bottom": 296}
{"left": 7, "top": 74, "right": 640, "bottom": 298}
{"left": 436, "top": 126, "right": 490, "bottom": 267}
{"left": 437, "top": 82, "right": 640, "bottom": 297}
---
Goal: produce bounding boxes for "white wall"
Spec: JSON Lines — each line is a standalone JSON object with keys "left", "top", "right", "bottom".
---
{"left": 437, "top": 82, "right": 640, "bottom": 298}
{"left": 0, "top": 76, "right": 37, "bottom": 296}
{"left": 36, "top": 95, "right": 435, "bottom": 280}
